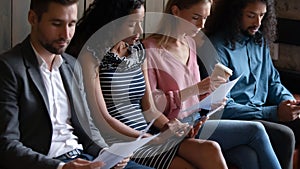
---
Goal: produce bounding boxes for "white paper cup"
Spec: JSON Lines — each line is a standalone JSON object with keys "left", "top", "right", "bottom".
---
{"left": 211, "top": 63, "right": 233, "bottom": 80}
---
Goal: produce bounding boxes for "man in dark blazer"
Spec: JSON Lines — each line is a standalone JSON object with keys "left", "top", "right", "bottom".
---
{"left": 0, "top": 0, "right": 153, "bottom": 169}
{"left": 0, "top": 0, "right": 108, "bottom": 169}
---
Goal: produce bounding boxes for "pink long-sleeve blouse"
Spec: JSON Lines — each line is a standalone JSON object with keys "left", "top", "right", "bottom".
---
{"left": 143, "top": 36, "right": 201, "bottom": 120}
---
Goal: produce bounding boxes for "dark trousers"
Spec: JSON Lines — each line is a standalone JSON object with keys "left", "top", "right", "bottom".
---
{"left": 284, "top": 119, "right": 300, "bottom": 146}
{"left": 257, "top": 120, "right": 295, "bottom": 169}
{"left": 59, "top": 153, "right": 94, "bottom": 163}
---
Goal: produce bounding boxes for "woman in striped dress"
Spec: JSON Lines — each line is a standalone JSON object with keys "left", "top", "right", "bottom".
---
{"left": 68, "top": 0, "right": 228, "bottom": 169}
{"left": 92, "top": 26, "right": 227, "bottom": 169}
{"left": 97, "top": 40, "right": 184, "bottom": 169}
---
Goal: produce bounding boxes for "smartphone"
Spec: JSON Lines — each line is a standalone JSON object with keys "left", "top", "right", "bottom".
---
{"left": 193, "top": 116, "right": 206, "bottom": 127}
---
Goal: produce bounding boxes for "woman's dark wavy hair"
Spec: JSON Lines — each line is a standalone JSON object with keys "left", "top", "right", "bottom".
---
{"left": 204, "top": 0, "right": 277, "bottom": 49}
{"left": 67, "top": 0, "right": 145, "bottom": 57}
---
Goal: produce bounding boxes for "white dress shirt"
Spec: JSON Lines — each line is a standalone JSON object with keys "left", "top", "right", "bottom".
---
{"left": 32, "top": 45, "right": 83, "bottom": 160}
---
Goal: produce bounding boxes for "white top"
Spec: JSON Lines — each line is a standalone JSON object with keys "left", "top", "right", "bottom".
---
{"left": 32, "top": 45, "right": 82, "bottom": 158}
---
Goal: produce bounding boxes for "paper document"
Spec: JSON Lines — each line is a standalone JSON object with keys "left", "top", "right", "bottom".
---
{"left": 180, "top": 76, "right": 241, "bottom": 113}
{"left": 206, "top": 105, "right": 224, "bottom": 117}
{"left": 94, "top": 134, "right": 159, "bottom": 169}
{"left": 136, "top": 118, "right": 156, "bottom": 140}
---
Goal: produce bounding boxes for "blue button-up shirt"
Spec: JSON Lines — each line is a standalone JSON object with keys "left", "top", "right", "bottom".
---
{"left": 209, "top": 32, "right": 294, "bottom": 121}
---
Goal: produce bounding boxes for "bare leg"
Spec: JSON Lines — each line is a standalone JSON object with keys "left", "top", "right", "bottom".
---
{"left": 175, "top": 138, "right": 228, "bottom": 169}
{"left": 168, "top": 156, "right": 196, "bottom": 169}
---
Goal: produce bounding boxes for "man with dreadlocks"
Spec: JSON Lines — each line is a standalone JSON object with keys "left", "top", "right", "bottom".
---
{"left": 204, "top": 0, "right": 300, "bottom": 169}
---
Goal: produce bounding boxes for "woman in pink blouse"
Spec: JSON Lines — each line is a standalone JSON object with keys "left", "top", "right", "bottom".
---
{"left": 142, "top": 0, "right": 281, "bottom": 168}
{"left": 144, "top": 34, "right": 206, "bottom": 120}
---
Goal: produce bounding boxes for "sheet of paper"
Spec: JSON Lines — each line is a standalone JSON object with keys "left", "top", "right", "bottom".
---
{"left": 206, "top": 105, "right": 224, "bottom": 117}
{"left": 180, "top": 75, "right": 241, "bottom": 113}
{"left": 94, "top": 151, "right": 123, "bottom": 169}
{"left": 93, "top": 134, "right": 158, "bottom": 169}
{"left": 136, "top": 118, "right": 156, "bottom": 140}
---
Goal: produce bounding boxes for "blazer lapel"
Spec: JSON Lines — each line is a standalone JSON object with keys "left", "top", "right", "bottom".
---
{"left": 22, "top": 37, "right": 50, "bottom": 113}
{"left": 59, "top": 59, "right": 74, "bottom": 97}
{"left": 59, "top": 58, "right": 92, "bottom": 135}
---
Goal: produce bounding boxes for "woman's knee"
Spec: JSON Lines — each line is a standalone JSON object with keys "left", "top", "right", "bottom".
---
{"left": 250, "top": 121, "right": 265, "bottom": 131}
{"left": 180, "top": 139, "right": 222, "bottom": 156}
{"left": 201, "top": 140, "right": 223, "bottom": 156}
{"left": 246, "top": 121, "right": 268, "bottom": 137}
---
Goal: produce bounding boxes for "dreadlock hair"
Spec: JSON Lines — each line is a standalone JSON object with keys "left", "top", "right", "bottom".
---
{"left": 204, "top": 0, "right": 277, "bottom": 49}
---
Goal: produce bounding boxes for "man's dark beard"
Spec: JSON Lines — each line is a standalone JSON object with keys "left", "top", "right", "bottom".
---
{"left": 42, "top": 41, "right": 68, "bottom": 55}
{"left": 241, "top": 29, "right": 255, "bottom": 37}
{"left": 241, "top": 29, "right": 263, "bottom": 45}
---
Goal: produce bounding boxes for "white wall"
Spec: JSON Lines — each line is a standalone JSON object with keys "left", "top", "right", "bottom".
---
{"left": 12, "top": 0, "right": 31, "bottom": 46}
{"left": 0, "top": 0, "right": 91, "bottom": 53}
{"left": 0, "top": 0, "right": 166, "bottom": 54}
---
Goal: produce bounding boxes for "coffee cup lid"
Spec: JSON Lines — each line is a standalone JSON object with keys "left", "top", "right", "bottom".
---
{"left": 215, "top": 63, "right": 233, "bottom": 75}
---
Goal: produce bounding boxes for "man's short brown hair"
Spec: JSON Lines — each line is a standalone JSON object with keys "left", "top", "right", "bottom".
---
{"left": 30, "top": 0, "right": 79, "bottom": 21}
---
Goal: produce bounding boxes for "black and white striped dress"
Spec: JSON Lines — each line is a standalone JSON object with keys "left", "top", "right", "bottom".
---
{"left": 98, "top": 41, "right": 179, "bottom": 169}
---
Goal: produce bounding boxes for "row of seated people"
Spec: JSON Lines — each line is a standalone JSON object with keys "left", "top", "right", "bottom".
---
{"left": 0, "top": 0, "right": 299, "bottom": 169}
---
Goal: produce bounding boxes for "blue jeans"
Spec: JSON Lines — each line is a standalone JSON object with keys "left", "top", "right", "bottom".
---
{"left": 197, "top": 120, "right": 281, "bottom": 169}
{"left": 124, "top": 161, "right": 154, "bottom": 169}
